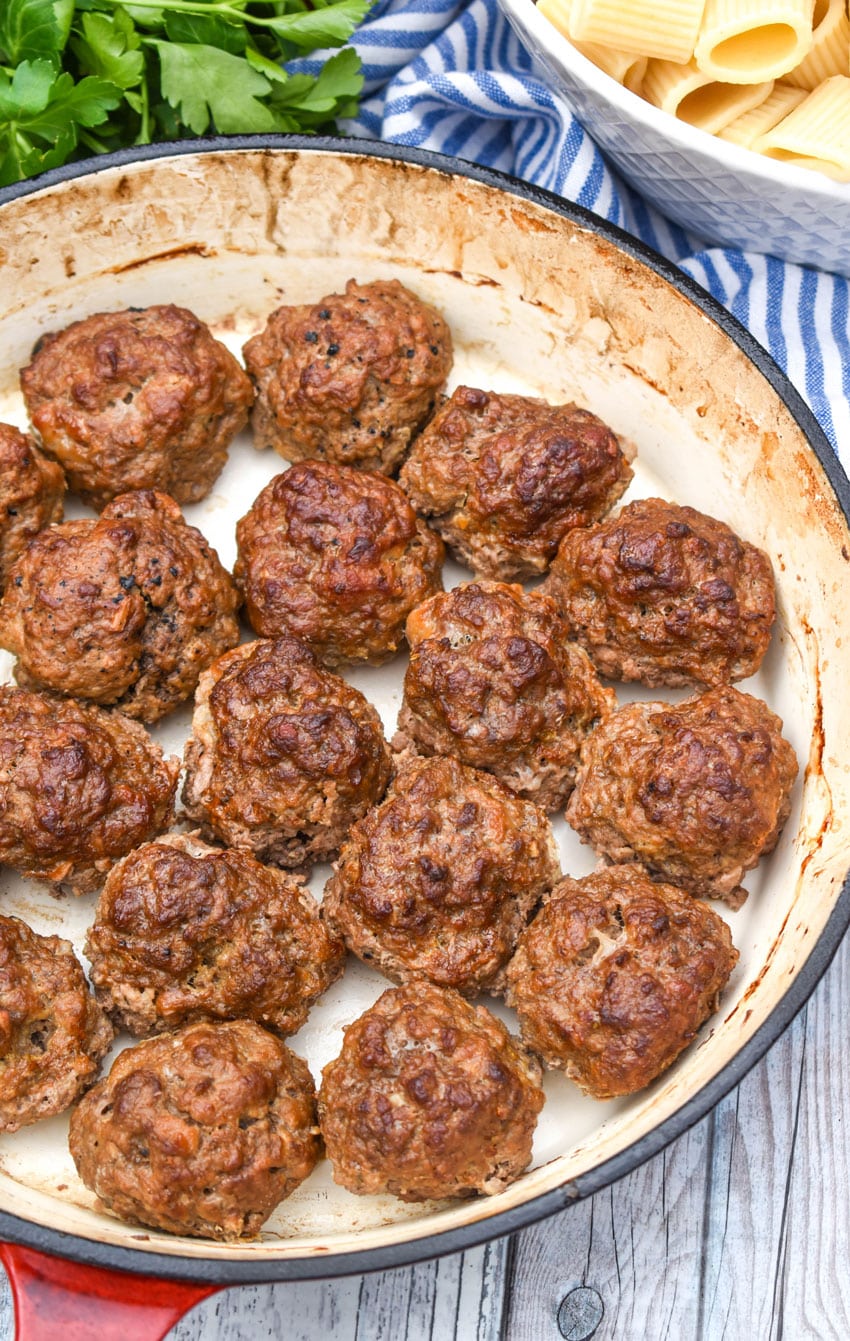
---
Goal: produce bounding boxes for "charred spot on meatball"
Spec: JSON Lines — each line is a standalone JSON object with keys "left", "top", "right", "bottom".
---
{"left": 0, "top": 489, "right": 241, "bottom": 723}
{"left": 541, "top": 496, "right": 776, "bottom": 687}
{"left": 242, "top": 279, "right": 453, "bottom": 474}
{"left": 323, "top": 755, "right": 561, "bottom": 995}
{"left": 234, "top": 460, "right": 444, "bottom": 667}
{"left": 505, "top": 866, "right": 738, "bottom": 1099}
{"left": 182, "top": 634, "right": 392, "bottom": 870}
{"left": 69, "top": 1019, "right": 319, "bottom": 1241}
{"left": 20, "top": 304, "right": 253, "bottom": 510}
{"left": 0, "top": 422, "right": 65, "bottom": 592}
{"left": 566, "top": 685, "right": 799, "bottom": 906}
{"left": 86, "top": 834, "right": 345, "bottom": 1038}
{"left": 395, "top": 581, "right": 615, "bottom": 812}
{"left": 399, "top": 385, "right": 633, "bottom": 580}
{"left": 0, "top": 915, "right": 113, "bottom": 1132}
{"left": 318, "top": 980, "right": 543, "bottom": 1202}
{"left": 0, "top": 685, "right": 178, "bottom": 895}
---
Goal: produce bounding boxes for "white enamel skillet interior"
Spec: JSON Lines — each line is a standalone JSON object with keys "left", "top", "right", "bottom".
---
{"left": 0, "top": 137, "right": 848, "bottom": 1284}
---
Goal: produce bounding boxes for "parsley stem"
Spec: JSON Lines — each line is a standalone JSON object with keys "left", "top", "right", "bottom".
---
{"left": 121, "top": 0, "right": 330, "bottom": 27}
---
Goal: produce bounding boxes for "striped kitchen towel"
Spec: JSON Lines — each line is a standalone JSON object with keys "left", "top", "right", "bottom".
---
{"left": 301, "top": 0, "right": 850, "bottom": 469}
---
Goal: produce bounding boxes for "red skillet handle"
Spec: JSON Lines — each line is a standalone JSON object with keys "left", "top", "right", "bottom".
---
{"left": 0, "top": 1243, "right": 221, "bottom": 1341}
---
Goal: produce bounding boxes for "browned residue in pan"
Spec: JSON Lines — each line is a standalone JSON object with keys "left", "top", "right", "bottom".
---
{"left": 110, "top": 244, "right": 214, "bottom": 273}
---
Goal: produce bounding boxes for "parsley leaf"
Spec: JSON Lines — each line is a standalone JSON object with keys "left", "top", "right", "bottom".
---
{"left": 152, "top": 40, "right": 277, "bottom": 135}
{"left": 70, "top": 10, "right": 145, "bottom": 90}
{"left": 0, "top": 58, "right": 120, "bottom": 186}
{"left": 0, "top": 0, "right": 74, "bottom": 66}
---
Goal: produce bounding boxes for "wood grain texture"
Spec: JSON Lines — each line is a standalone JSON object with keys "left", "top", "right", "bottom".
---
{"left": 0, "top": 937, "right": 847, "bottom": 1340}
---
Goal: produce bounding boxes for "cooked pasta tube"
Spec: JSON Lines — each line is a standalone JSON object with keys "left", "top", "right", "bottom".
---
{"left": 569, "top": 0, "right": 706, "bottom": 65}
{"left": 643, "top": 58, "right": 774, "bottom": 133}
{"left": 784, "top": 0, "right": 850, "bottom": 90}
{"left": 538, "top": 0, "right": 648, "bottom": 90}
{"left": 717, "top": 82, "right": 807, "bottom": 145}
{"left": 695, "top": 0, "right": 816, "bottom": 83}
{"left": 756, "top": 74, "right": 850, "bottom": 179}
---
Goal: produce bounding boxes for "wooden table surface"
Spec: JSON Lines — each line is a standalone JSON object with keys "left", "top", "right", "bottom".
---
{"left": 0, "top": 913, "right": 843, "bottom": 1340}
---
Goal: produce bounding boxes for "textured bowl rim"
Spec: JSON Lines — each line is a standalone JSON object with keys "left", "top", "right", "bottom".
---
{"left": 0, "top": 133, "right": 848, "bottom": 1284}
{"left": 498, "top": 0, "right": 850, "bottom": 201}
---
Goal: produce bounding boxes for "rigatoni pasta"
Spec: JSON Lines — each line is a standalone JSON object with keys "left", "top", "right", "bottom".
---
{"left": 783, "top": 0, "right": 850, "bottom": 90}
{"left": 538, "top": 0, "right": 648, "bottom": 91}
{"left": 642, "top": 58, "right": 773, "bottom": 133}
{"left": 568, "top": 0, "right": 706, "bottom": 65}
{"left": 717, "top": 82, "right": 807, "bottom": 146}
{"left": 694, "top": 0, "right": 815, "bottom": 82}
{"left": 757, "top": 75, "right": 850, "bottom": 177}
{"left": 535, "top": 0, "right": 850, "bottom": 181}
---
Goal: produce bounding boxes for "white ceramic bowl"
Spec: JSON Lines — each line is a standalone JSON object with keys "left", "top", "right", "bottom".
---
{"left": 499, "top": 0, "right": 850, "bottom": 276}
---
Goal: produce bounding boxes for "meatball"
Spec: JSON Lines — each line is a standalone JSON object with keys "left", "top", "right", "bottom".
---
{"left": 242, "top": 278, "right": 453, "bottom": 474}
{"left": 0, "top": 489, "right": 240, "bottom": 723}
{"left": 318, "top": 981, "right": 543, "bottom": 1202}
{"left": 399, "top": 386, "right": 633, "bottom": 580}
{"left": 323, "top": 756, "right": 561, "bottom": 995}
{"left": 541, "top": 496, "right": 776, "bottom": 686}
{"left": 182, "top": 635, "right": 392, "bottom": 869}
{"left": 20, "top": 304, "right": 253, "bottom": 510}
{"left": 396, "top": 581, "right": 615, "bottom": 811}
{"left": 0, "top": 915, "right": 113, "bottom": 1132}
{"left": 505, "top": 866, "right": 738, "bottom": 1099}
{"left": 69, "top": 1019, "right": 319, "bottom": 1240}
{"left": 566, "top": 685, "right": 799, "bottom": 906}
{"left": 234, "top": 460, "right": 444, "bottom": 666}
{"left": 0, "top": 686, "right": 178, "bottom": 895}
{"left": 86, "top": 835, "right": 345, "bottom": 1038}
{"left": 0, "top": 423, "right": 64, "bottom": 591}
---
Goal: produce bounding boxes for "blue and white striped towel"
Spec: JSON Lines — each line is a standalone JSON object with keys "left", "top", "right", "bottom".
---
{"left": 303, "top": 0, "right": 850, "bottom": 471}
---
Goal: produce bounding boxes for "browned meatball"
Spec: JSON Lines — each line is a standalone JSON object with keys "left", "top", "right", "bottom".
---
{"left": 0, "top": 423, "right": 64, "bottom": 591}
{"left": 234, "top": 461, "right": 444, "bottom": 666}
{"left": 86, "top": 834, "right": 346, "bottom": 1038}
{"left": 399, "top": 386, "right": 633, "bottom": 580}
{"left": 396, "top": 581, "right": 615, "bottom": 811}
{"left": 318, "top": 981, "right": 543, "bottom": 1202}
{"left": 0, "top": 915, "right": 113, "bottom": 1132}
{"left": 69, "top": 1019, "right": 319, "bottom": 1240}
{"left": 182, "top": 635, "right": 392, "bottom": 869}
{"left": 505, "top": 866, "right": 738, "bottom": 1099}
{"left": 0, "top": 489, "right": 240, "bottom": 723}
{"left": 323, "top": 756, "right": 561, "bottom": 995}
{"left": 566, "top": 686, "right": 799, "bottom": 906}
{"left": 542, "top": 497, "right": 776, "bottom": 687}
{"left": 242, "top": 279, "right": 453, "bottom": 474}
{"left": 20, "top": 305, "right": 253, "bottom": 510}
{"left": 0, "top": 686, "right": 178, "bottom": 895}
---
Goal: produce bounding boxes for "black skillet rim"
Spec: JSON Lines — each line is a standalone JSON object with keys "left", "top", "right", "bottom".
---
{"left": 0, "top": 133, "right": 848, "bottom": 1285}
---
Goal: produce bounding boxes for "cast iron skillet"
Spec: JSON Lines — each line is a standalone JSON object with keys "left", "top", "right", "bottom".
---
{"left": 0, "top": 135, "right": 848, "bottom": 1338}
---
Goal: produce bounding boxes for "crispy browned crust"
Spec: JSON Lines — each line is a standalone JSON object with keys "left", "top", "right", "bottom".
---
{"left": 235, "top": 460, "right": 444, "bottom": 666}
{"left": 0, "top": 489, "right": 241, "bottom": 723}
{"left": 181, "top": 635, "right": 392, "bottom": 869}
{"left": 0, "top": 685, "right": 179, "bottom": 895}
{"left": 318, "top": 981, "right": 544, "bottom": 1202}
{"left": 242, "top": 278, "right": 452, "bottom": 473}
{"left": 323, "top": 755, "right": 561, "bottom": 995}
{"left": 69, "top": 1019, "right": 319, "bottom": 1240}
{"left": 542, "top": 496, "right": 776, "bottom": 687}
{"left": 505, "top": 866, "right": 738, "bottom": 1099}
{"left": 396, "top": 580, "right": 615, "bottom": 811}
{"left": 399, "top": 385, "right": 632, "bottom": 579}
{"left": 0, "top": 423, "right": 64, "bottom": 591}
{"left": 566, "top": 686, "right": 799, "bottom": 904}
{"left": 87, "top": 834, "right": 346, "bottom": 1037}
{"left": 0, "top": 915, "right": 113, "bottom": 1131}
{"left": 20, "top": 304, "right": 253, "bottom": 510}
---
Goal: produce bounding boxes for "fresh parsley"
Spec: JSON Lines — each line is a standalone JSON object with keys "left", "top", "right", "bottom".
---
{"left": 0, "top": 0, "right": 372, "bottom": 187}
